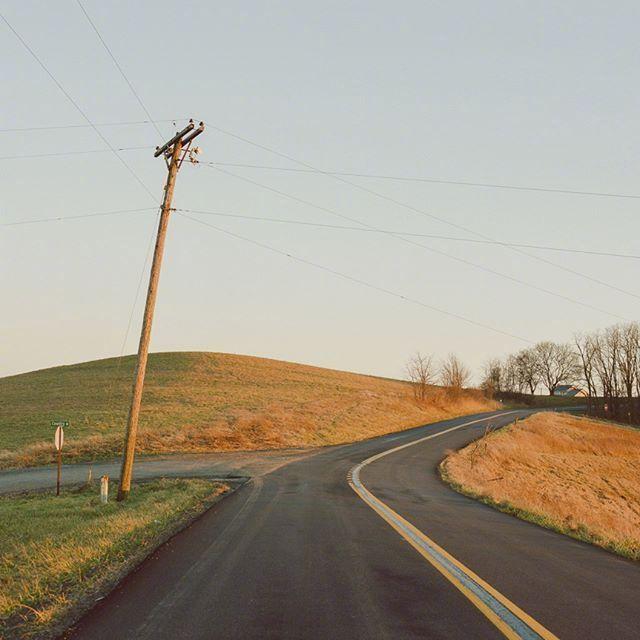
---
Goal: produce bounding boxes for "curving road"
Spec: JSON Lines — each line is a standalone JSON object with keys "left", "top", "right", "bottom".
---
{"left": 64, "top": 410, "right": 639, "bottom": 639}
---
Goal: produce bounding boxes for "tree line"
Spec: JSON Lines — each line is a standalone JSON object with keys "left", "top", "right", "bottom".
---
{"left": 480, "top": 322, "right": 640, "bottom": 425}
{"left": 480, "top": 341, "right": 580, "bottom": 397}
{"left": 407, "top": 322, "right": 640, "bottom": 426}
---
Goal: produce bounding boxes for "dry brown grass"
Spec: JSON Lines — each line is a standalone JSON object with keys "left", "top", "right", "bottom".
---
{"left": 442, "top": 412, "right": 640, "bottom": 559}
{"left": 0, "top": 352, "right": 497, "bottom": 469}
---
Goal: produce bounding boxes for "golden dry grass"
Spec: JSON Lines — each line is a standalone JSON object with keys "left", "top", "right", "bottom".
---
{"left": 443, "top": 412, "right": 640, "bottom": 559}
{"left": 0, "top": 478, "right": 229, "bottom": 640}
{"left": 0, "top": 352, "right": 497, "bottom": 469}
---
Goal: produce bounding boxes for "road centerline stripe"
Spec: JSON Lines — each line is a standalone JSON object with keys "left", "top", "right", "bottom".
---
{"left": 348, "top": 411, "right": 560, "bottom": 640}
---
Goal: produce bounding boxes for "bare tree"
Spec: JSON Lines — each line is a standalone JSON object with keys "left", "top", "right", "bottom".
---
{"left": 515, "top": 348, "right": 540, "bottom": 394}
{"left": 618, "top": 323, "right": 639, "bottom": 422}
{"left": 593, "top": 326, "right": 622, "bottom": 420}
{"left": 480, "top": 358, "right": 503, "bottom": 397}
{"left": 440, "top": 353, "right": 471, "bottom": 393}
{"left": 501, "top": 355, "right": 519, "bottom": 393}
{"left": 574, "top": 332, "right": 597, "bottom": 413}
{"left": 405, "top": 352, "right": 436, "bottom": 401}
{"left": 534, "top": 341, "right": 580, "bottom": 395}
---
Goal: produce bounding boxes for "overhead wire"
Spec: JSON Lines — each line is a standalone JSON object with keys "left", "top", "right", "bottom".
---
{"left": 1, "top": 115, "right": 639, "bottom": 201}
{"left": 175, "top": 208, "right": 640, "bottom": 261}
{"left": 198, "top": 162, "right": 631, "bottom": 320}
{"left": 197, "top": 160, "right": 640, "bottom": 201}
{"left": 0, "top": 13, "right": 157, "bottom": 202}
{"left": 0, "top": 119, "right": 181, "bottom": 133}
{"left": 203, "top": 125, "right": 638, "bottom": 304}
{"left": 6, "top": 203, "right": 635, "bottom": 262}
{"left": 0, "top": 146, "right": 152, "bottom": 161}
{"left": 179, "top": 212, "right": 532, "bottom": 345}
{"left": 1, "top": 207, "right": 156, "bottom": 227}
{"left": 75, "top": 0, "right": 164, "bottom": 140}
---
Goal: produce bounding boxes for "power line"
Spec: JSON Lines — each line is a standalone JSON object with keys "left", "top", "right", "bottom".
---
{"left": 199, "top": 162, "right": 631, "bottom": 320}
{"left": 176, "top": 208, "right": 640, "bottom": 261}
{"left": 179, "top": 212, "right": 532, "bottom": 345}
{"left": 1, "top": 207, "right": 156, "bottom": 227}
{"left": 75, "top": 0, "right": 164, "bottom": 140}
{"left": 205, "top": 125, "right": 638, "bottom": 304}
{"left": 0, "top": 119, "right": 182, "bottom": 133}
{"left": 7, "top": 202, "right": 634, "bottom": 262}
{"left": 3, "top": 121, "right": 638, "bottom": 203}
{"left": 198, "top": 160, "right": 640, "bottom": 201}
{"left": 1, "top": 13, "right": 157, "bottom": 202}
{"left": 0, "top": 146, "right": 152, "bottom": 161}
{"left": 2, "top": 113, "right": 638, "bottom": 203}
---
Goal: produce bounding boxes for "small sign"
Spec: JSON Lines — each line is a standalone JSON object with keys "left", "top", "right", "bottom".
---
{"left": 51, "top": 420, "right": 69, "bottom": 428}
{"left": 54, "top": 426, "right": 64, "bottom": 451}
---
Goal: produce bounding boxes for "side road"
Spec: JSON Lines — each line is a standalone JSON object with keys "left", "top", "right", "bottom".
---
{"left": 0, "top": 448, "right": 316, "bottom": 493}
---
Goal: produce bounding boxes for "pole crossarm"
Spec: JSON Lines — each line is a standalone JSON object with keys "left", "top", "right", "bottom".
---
{"left": 154, "top": 120, "right": 195, "bottom": 157}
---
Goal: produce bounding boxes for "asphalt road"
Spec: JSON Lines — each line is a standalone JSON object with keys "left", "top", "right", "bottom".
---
{"left": 63, "top": 410, "right": 639, "bottom": 640}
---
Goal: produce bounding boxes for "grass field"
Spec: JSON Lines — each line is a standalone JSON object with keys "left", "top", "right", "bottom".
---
{"left": 0, "top": 478, "right": 229, "bottom": 640}
{"left": 0, "top": 351, "right": 497, "bottom": 469}
{"left": 442, "top": 412, "right": 640, "bottom": 560}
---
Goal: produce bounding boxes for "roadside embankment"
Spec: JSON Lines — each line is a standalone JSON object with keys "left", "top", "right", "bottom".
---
{"left": 441, "top": 412, "right": 640, "bottom": 560}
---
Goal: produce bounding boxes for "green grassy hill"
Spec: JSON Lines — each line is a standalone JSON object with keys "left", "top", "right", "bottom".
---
{"left": 0, "top": 352, "right": 496, "bottom": 469}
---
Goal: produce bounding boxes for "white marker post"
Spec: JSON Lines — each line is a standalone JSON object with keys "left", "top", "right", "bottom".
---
{"left": 51, "top": 420, "right": 68, "bottom": 496}
{"left": 100, "top": 475, "right": 109, "bottom": 504}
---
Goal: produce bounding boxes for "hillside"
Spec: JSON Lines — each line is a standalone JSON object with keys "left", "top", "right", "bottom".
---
{"left": 0, "top": 352, "right": 497, "bottom": 469}
{"left": 442, "top": 412, "right": 640, "bottom": 560}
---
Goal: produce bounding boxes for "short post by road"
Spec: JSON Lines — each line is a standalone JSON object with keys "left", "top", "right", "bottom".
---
{"left": 51, "top": 420, "right": 68, "bottom": 495}
{"left": 100, "top": 475, "right": 109, "bottom": 504}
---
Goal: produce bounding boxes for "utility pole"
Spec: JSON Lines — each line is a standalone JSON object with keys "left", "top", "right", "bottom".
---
{"left": 117, "top": 120, "right": 205, "bottom": 501}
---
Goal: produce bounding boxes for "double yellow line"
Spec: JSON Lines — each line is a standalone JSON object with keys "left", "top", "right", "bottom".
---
{"left": 347, "top": 412, "right": 560, "bottom": 640}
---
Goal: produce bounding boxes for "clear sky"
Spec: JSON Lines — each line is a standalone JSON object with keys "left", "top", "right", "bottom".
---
{"left": 2, "top": 1, "right": 639, "bottom": 380}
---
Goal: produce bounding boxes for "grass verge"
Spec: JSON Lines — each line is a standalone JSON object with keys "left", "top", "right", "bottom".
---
{"left": 0, "top": 478, "right": 230, "bottom": 640}
{"left": 440, "top": 412, "right": 640, "bottom": 561}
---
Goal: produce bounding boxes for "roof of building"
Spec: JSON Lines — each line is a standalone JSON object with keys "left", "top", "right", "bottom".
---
{"left": 555, "top": 384, "right": 585, "bottom": 397}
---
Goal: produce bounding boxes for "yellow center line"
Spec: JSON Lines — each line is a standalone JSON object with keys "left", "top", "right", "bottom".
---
{"left": 348, "top": 411, "right": 560, "bottom": 640}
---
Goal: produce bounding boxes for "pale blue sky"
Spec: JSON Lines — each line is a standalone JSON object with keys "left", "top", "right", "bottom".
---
{"left": 2, "top": 1, "right": 639, "bottom": 379}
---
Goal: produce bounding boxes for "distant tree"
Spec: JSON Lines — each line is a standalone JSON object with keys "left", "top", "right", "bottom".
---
{"left": 501, "top": 354, "right": 522, "bottom": 393}
{"left": 440, "top": 353, "right": 471, "bottom": 393}
{"left": 480, "top": 359, "right": 503, "bottom": 398}
{"left": 534, "top": 341, "right": 580, "bottom": 395}
{"left": 618, "top": 323, "right": 639, "bottom": 421}
{"left": 592, "top": 326, "right": 623, "bottom": 419}
{"left": 405, "top": 352, "right": 436, "bottom": 401}
{"left": 515, "top": 348, "right": 540, "bottom": 394}
{"left": 574, "top": 332, "right": 597, "bottom": 412}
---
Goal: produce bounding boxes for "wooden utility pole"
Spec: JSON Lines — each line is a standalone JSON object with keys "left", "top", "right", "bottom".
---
{"left": 117, "top": 120, "right": 204, "bottom": 501}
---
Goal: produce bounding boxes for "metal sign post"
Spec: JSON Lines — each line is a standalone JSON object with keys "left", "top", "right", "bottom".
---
{"left": 52, "top": 420, "right": 68, "bottom": 495}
